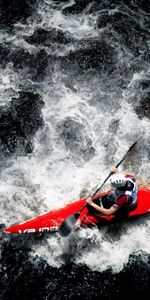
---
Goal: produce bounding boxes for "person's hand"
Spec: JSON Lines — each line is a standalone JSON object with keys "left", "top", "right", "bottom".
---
{"left": 86, "top": 197, "right": 93, "bottom": 205}
{"left": 111, "top": 167, "right": 119, "bottom": 173}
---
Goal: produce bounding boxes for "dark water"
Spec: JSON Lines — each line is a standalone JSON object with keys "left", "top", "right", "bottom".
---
{"left": 0, "top": 0, "right": 150, "bottom": 299}
{"left": 1, "top": 239, "right": 150, "bottom": 300}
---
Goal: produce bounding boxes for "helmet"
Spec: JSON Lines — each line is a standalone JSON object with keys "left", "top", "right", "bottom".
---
{"left": 110, "top": 173, "right": 126, "bottom": 188}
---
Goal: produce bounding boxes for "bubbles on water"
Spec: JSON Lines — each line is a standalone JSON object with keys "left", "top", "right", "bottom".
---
{"left": 31, "top": 216, "right": 150, "bottom": 273}
{"left": 1, "top": 0, "right": 150, "bottom": 273}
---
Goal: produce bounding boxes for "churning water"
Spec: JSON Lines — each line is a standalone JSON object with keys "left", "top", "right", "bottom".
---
{"left": 0, "top": 0, "right": 150, "bottom": 299}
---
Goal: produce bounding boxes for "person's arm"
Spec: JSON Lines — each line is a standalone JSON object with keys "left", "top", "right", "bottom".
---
{"left": 86, "top": 197, "right": 117, "bottom": 216}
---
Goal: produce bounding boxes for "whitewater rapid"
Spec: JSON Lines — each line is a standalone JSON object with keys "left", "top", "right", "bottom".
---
{"left": 1, "top": 0, "right": 150, "bottom": 273}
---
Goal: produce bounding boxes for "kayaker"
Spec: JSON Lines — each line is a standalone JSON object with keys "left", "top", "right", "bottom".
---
{"left": 86, "top": 167, "right": 138, "bottom": 217}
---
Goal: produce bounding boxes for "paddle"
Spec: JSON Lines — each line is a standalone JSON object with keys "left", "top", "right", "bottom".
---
{"left": 59, "top": 141, "right": 137, "bottom": 237}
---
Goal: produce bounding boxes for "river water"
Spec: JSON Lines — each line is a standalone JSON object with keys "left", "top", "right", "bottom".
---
{"left": 0, "top": 0, "right": 150, "bottom": 299}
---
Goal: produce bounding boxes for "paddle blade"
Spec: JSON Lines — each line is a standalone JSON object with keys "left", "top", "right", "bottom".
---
{"left": 59, "top": 212, "right": 80, "bottom": 237}
{"left": 128, "top": 141, "right": 137, "bottom": 152}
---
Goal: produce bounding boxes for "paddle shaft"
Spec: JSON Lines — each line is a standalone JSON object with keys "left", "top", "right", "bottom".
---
{"left": 78, "top": 141, "right": 138, "bottom": 213}
{"left": 59, "top": 141, "right": 138, "bottom": 236}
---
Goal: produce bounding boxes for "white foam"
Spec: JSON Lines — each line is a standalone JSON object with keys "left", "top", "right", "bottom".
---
{"left": 1, "top": 0, "right": 150, "bottom": 273}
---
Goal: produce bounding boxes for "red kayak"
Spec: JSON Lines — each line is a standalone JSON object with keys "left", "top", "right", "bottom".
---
{"left": 4, "top": 189, "right": 150, "bottom": 234}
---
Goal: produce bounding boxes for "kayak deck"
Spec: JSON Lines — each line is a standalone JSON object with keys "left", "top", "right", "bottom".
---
{"left": 4, "top": 189, "right": 150, "bottom": 234}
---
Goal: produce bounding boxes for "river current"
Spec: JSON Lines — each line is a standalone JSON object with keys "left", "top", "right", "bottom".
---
{"left": 0, "top": 0, "right": 150, "bottom": 299}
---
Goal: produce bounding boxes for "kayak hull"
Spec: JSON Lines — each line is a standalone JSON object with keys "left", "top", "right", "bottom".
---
{"left": 4, "top": 189, "right": 150, "bottom": 234}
